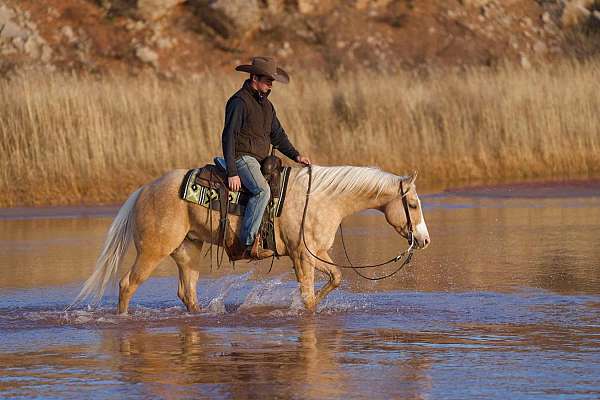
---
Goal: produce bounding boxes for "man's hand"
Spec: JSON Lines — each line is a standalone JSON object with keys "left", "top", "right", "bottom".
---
{"left": 228, "top": 176, "right": 241, "bottom": 192}
{"left": 296, "top": 155, "right": 311, "bottom": 166}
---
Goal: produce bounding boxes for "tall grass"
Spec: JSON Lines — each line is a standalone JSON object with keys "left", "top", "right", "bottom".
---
{"left": 1, "top": 60, "right": 599, "bottom": 207}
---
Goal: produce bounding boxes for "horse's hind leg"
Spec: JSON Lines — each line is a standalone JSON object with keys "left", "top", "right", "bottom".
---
{"left": 118, "top": 251, "right": 165, "bottom": 315}
{"left": 314, "top": 250, "right": 342, "bottom": 306}
{"left": 171, "top": 239, "right": 204, "bottom": 312}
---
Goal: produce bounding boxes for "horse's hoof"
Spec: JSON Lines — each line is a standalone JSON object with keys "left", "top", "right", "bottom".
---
{"left": 187, "top": 305, "right": 202, "bottom": 313}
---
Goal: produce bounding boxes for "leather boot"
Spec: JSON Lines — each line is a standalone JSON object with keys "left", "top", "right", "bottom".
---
{"left": 250, "top": 233, "right": 274, "bottom": 260}
{"left": 227, "top": 235, "right": 249, "bottom": 262}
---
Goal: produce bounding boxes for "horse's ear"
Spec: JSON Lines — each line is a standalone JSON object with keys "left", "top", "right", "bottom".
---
{"left": 403, "top": 171, "right": 417, "bottom": 186}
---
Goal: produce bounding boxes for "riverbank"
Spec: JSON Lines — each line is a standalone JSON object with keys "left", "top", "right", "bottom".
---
{"left": 1, "top": 59, "right": 599, "bottom": 207}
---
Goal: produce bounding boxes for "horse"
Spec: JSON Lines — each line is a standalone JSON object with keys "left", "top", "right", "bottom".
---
{"left": 72, "top": 165, "right": 430, "bottom": 314}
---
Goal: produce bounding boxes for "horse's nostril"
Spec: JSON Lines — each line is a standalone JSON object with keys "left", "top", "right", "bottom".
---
{"left": 424, "top": 238, "right": 430, "bottom": 245}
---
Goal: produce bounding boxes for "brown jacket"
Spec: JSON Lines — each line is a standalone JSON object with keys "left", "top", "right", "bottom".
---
{"left": 221, "top": 80, "right": 299, "bottom": 177}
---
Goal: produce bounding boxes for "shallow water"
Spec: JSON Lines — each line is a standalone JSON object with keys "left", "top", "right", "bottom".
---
{"left": 1, "top": 182, "right": 600, "bottom": 399}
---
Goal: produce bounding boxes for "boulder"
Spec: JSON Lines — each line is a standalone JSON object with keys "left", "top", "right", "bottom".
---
{"left": 203, "top": 0, "right": 262, "bottom": 39}
{"left": 0, "top": 4, "right": 15, "bottom": 24}
{"left": 137, "top": 0, "right": 184, "bottom": 21}
{"left": 561, "top": 0, "right": 594, "bottom": 28}
{"left": 136, "top": 45, "right": 158, "bottom": 67}
{"left": 0, "top": 20, "right": 28, "bottom": 39}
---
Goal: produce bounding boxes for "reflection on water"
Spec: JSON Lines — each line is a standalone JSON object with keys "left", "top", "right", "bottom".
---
{"left": 1, "top": 182, "right": 600, "bottom": 399}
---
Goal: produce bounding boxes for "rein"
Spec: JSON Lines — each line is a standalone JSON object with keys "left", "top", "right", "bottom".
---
{"left": 300, "top": 165, "right": 415, "bottom": 280}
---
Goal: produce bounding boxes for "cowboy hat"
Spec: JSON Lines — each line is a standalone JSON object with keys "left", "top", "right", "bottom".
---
{"left": 235, "top": 56, "right": 290, "bottom": 84}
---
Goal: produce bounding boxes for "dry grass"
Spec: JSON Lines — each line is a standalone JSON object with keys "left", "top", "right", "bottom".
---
{"left": 1, "top": 59, "right": 599, "bottom": 207}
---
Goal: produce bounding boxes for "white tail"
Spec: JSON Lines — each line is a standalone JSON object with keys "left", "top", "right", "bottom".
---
{"left": 68, "top": 188, "right": 142, "bottom": 309}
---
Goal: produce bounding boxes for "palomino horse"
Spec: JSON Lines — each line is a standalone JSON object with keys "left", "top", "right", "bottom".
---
{"left": 72, "top": 165, "right": 430, "bottom": 314}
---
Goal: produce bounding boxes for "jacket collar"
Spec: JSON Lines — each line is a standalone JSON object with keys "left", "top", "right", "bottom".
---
{"left": 242, "top": 79, "right": 270, "bottom": 103}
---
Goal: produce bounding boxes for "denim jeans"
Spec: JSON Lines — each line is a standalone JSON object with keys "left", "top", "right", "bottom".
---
{"left": 217, "top": 155, "right": 270, "bottom": 246}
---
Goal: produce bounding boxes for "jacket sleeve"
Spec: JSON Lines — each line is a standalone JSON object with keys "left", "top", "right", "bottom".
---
{"left": 270, "top": 106, "right": 300, "bottom": 162}
{"left": 221, "top": 97, "right": 245, "bottom": 177}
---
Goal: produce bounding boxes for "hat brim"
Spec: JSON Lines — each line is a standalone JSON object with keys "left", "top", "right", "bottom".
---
{"left": 235, "top": 65, "right": 290, "bottom": 84}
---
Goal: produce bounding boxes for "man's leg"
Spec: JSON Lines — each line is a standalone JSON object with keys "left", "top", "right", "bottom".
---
{"left": 235, "top": 155, "right": 272, "bottom": 257}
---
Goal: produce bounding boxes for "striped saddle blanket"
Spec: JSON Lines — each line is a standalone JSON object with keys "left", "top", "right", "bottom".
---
{"left": 179, "top": 158, "right": 292, "bottom": 255}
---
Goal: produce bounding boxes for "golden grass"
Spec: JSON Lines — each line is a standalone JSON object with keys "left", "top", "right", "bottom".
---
{"left": 1, "top": 60, "right": 599, "bottom": 207}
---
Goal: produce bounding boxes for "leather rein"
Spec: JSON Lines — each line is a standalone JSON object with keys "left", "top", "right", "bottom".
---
{"left": 300, "top": 165, "right": 415, "bottom": 281}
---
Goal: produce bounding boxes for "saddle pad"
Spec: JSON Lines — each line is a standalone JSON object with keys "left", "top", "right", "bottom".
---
{"left": 179, "top": 167, "right": 291, "bottom": 218}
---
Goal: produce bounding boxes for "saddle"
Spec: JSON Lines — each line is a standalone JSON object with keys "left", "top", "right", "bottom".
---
{"left": 180, "top": 155, "right": 291, "bottom": 261}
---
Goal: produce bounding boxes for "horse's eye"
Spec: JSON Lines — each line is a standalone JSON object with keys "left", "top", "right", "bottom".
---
{"left": 409, "top": 203, "right": 418, "bottom": 209}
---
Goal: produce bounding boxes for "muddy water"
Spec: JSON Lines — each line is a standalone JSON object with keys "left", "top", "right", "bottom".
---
{"left": 1, "top": 182, "right": 600, "bottom": 399}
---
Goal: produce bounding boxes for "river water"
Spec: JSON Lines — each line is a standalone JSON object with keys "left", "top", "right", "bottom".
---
{"left": 1, "top": 182, "right": 599, "bottom": 399}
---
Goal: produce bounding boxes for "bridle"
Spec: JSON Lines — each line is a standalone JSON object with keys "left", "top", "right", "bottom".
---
{"left": 300, "top": 165, "right": 416, "bottom": 281}
{"left": 399, "top": 179, "right": 414, "bottom": 245}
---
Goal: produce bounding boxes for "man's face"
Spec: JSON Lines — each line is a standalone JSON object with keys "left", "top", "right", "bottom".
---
{"left": 253, "top": 75, "right": 274, "bottom": 94}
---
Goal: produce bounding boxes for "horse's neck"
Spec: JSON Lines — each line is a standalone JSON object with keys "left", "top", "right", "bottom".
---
{"left": 333, "top": 190, "right": 395, "bottom": 217}
{"left": 298, "top": 166, "right": 398, "bottom": 218}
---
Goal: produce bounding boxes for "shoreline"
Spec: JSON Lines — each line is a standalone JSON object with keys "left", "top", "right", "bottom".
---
{"left": 3, "top": 177, "right": 599, "bottom": 220}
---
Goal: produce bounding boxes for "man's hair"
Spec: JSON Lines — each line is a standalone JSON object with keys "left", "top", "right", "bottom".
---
{"left": 250, "top": 74, "right": 270, "bottom": 81}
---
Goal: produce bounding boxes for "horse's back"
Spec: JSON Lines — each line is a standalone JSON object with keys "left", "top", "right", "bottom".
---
{"left": 133, "top": 169, "right": 191, "bottom": 251}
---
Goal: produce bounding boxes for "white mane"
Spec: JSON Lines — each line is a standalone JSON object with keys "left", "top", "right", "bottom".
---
{"left": 295, "top": 165, "right": 405, "bottom": 198}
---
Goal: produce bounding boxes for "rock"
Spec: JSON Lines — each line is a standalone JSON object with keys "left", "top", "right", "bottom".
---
{"left": 61, "top": 26, "right": 76, "bottom": 43}
{"left": 0, "top": 21, "right": 28, "bottom": 39}
{"left": 533, "top": 40, "right": 547, "bottom": 54}
{"left": 11, "top": 36, "right": 24, "bottom": 51}
{"left": 355, "top": 0, "right": 392, "bottom": 11}
{"left": 460, "top": 0, "right": 491, "bottom": 7}
{"left": 0, "top": 4, "right": 15, "bottom": 24}
{"left": 156, "top": 36, "right": 176, "bottom": 49}
{"left": 541, "top": 12, "right": 552, "bottom": 24}
{"left": 297, "top": 0, "right": 335, "bottom": 15}
{"left": 41, "top": 45, "right": 52, "bottom": 63}
{"left": 523, "top": 17, "right": 533, "bottom": 27}
{"left": 136, "top": 0, "right": 184, "bottom": 21}
{"left": 125, "top": 19, "right": 146, "bottom": 31}
{"left": 207, "top": 0, "right": 262, "bottom": 38}
{"left": 136, "top": 46, "right": 158, "bottom": 67}
{"left": 264, "top": 0, "right": 285, "bottom": 14}
{"left": 520, "top": 54, "right": 531, "bottom": 69}
{"left": 561, "top": 0, "right": 594, "bottom": 28}
{"left": 24, "top": 37, "right": 40, "bottom": 59}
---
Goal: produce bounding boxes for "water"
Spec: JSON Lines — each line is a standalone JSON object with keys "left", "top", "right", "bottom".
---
{"left": 1, "top": 182, "right": 600, "bottom": 399}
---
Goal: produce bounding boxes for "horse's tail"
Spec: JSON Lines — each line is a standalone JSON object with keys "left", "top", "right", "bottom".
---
{"left": 67, "top": 188, "right": 142, "bottom": 310}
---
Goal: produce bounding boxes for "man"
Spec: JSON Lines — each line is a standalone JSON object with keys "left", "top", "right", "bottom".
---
{"left": 221, "top": 56, "right": 311, "bottom": 260}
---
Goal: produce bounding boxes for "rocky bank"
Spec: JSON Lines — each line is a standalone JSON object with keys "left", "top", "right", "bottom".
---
{"left": 0, "top": 0, "right": 599, "bottom": 76}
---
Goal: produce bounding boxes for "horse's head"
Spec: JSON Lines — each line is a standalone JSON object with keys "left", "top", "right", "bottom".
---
{"left": 381, "top": 172, "right": 430, "bottom": 249}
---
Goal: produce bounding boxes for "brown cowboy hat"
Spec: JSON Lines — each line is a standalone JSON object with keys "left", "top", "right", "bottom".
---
{"left": 235, "top": 56, "right": 290, "bottom": 84}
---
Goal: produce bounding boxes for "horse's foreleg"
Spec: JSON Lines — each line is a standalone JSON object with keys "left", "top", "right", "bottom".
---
{"left": 118, "top": 252, "right": 164, "bottom": 315}
{"left": 171, "top": 239, "right": 203, "bottom": 313}
{"left": 314, "top": 251, "right": 342, "bottom": 306}
{"left": 292, "top": 252, "right": 317, "bottom": 313}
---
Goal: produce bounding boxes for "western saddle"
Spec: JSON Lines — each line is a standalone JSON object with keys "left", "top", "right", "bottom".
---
{"left": 189, "top": 155, "right": 287, "bottom": 262}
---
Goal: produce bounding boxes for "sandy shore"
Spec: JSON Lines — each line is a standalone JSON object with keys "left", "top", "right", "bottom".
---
{"left": 2, "top": 179, "right": 600, "bottom": 220}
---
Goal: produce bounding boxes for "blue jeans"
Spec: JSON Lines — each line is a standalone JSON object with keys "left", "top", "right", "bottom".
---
{"left": 217, "top": 155, "right": 270, "bottom": 246}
